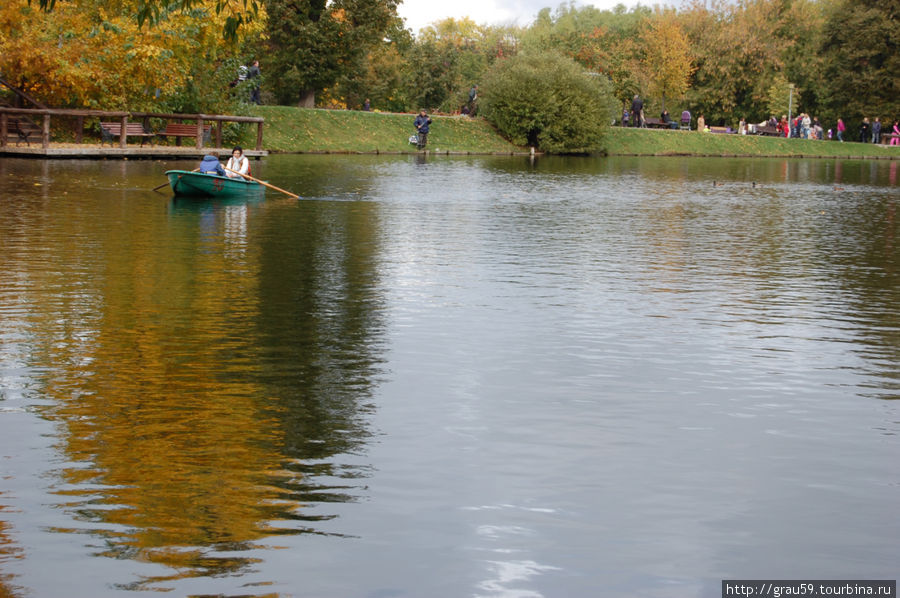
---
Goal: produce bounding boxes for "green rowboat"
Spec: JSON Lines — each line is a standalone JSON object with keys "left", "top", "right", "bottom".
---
{"left": 166, "top": 170, "right": 265, "bottom": 199}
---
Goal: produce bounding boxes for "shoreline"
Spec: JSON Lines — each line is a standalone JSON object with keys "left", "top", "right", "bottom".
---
{"left": 2, "top": 142, "right": 897, "bottom": 161}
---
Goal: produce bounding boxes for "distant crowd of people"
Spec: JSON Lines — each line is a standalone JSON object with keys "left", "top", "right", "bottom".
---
{"left": 763, "top": 114, "right": 898, "bottom": 144}
{"left": 620, "top": 94, "right": 899, "bottom": 145}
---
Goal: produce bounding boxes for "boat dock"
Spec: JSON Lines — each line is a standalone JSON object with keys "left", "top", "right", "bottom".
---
{"left": 1, "top": 144, "right": 267, "bottom": 160}
{"left": 1, "top": 107, "right": 267, "bottom": 160}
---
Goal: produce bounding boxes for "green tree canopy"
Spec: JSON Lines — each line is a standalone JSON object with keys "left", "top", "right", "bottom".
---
{"left": 263, "top": 0, "right": 400, "bottom": 107}
{"left": 480, "top": 51, "right": 615, "bottom": 153}
{"left": 820, "top": 0, "right": 899, "bottom": 124}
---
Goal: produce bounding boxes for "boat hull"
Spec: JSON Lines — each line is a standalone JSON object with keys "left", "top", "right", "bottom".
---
{"left": 166, "top": 170, "right": 265, "bottom": 199}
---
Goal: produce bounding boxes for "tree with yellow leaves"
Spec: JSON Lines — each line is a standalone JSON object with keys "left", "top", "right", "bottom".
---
{"left": 638, "top": 12, "right": 694, "bottom": 111}
{"left": 1, "top": 0, "right": 262, "bottom": 110}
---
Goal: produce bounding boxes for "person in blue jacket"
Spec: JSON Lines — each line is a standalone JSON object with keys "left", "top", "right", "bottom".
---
{"left": 414, "top": 109, "right": 432, "bottom": 150}
{"left": 199, "top": 155, "right": 225, "bottom": 176}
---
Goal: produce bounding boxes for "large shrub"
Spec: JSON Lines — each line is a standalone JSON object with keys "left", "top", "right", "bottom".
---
{"left": 480, "top": 51, "right": 614, "bottom": 153}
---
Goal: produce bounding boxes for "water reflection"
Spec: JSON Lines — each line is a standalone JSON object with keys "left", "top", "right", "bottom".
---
{"left": 0, "top": 168, "right": 384, "bottom": 590}
{"left": 0, "top": 496, "right": 24, "bottom": 598}
{"left": 0, "top": 155, "right": 897, "bottom": 597}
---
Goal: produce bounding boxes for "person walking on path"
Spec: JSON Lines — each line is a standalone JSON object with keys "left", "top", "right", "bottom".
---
{"left": 414, "top": 109, "right": 432, "bottom": 150}
{"left": 248, "top": 60, "right": 261, "bottom": 105}
{"left": 630, "top": 94, "right": 643, "bottom": 128}
{"left": 872, "top": 117, "right": 881, "bottom": 144}
{"left": 891, "top": 120, "right": 900, "bottom": 146}
{"left": 836, "top": 118, "right": 845, "bottom": 142}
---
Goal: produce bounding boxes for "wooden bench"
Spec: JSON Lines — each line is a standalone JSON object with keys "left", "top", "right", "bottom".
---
{"left": 157, "top": 123, "right": 212, "bottom": 146}
{"left": 11, "top": 118, "right": 35, "bottom": 146}
{"left": 708, "top": 126, "right": 734, "bottom": 134}
{"left": 755, "top": 124, "right": 781, "bottom": 137}
{"left": 100, "top": 121, "right": 155, "bottom": 146}
{"left": 644, "top": 117, "right": 678, "bottom": 130}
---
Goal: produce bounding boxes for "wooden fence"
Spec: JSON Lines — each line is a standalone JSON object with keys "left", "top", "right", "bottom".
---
{"left": 0, "top": 107, "right": 264, "bottom": 150}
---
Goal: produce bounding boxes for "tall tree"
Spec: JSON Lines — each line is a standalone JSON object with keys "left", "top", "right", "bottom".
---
{"left": 36, "top": 0, "right": 261, "bottom": 39}
{"left": 639, "top": 13, "right": 694, "bottom": 110}
{"left": 681, "top": 0, "right": 825, "bottom": 124}
{"left": 820, "top": 0, "right": 899, "bottom": 123}
{"left": 263, "top": 0, "right": 400, "bottom": 107}
{"left": 2, "top": 0, "right": 255, "bottom": 110}
{"left": 520, "top": 3, "right": 648, "bottom": 108}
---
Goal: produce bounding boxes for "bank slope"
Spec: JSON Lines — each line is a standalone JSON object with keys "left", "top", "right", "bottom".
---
{"left": 602, "top": 127, "right": 898, "bottom": 159}
{"left": 244, "top": 106, "right": 522, "bottom": 153}
{"left": 242, "top": 106, "right": 898, "bottom": 159}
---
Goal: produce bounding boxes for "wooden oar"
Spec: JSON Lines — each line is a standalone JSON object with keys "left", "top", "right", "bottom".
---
{"left": 153, "top": 168, "right": 199, "bottom": 192}
{"left": 223, "top": 166, "right": 299, "bottom": 199}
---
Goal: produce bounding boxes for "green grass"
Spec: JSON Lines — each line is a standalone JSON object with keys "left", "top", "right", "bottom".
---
{"left": 240, "top": 106, "right": 521, "bottom": 153}
{"left": 602, "top": 126, "right": 899, "bottom": 158}
{"left": 239, "top": 105, "right": 899, "bottom": 159}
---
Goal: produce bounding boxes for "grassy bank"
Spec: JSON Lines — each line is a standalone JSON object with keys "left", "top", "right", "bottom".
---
{"left": 604, "top": 126, "right": 898, "bottom": 159}
{"left": 241, "top": 106, "right": 521, "bottom": 154}
{"left": 241, "top": 106, "right": 899, "bottom": 159}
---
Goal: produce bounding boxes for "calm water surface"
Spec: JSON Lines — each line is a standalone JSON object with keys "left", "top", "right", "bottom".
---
{"left": 0, "top": 155, "right": 898, "bottom": 597}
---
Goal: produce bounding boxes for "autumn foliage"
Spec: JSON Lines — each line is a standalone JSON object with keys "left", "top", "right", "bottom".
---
{"left": 0, "top": 0, "right": 261, "bottom": 110}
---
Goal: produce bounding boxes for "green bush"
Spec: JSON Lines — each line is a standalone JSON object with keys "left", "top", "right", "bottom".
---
{"left": 480, "top": 51, "right": 614, "bottom": 154}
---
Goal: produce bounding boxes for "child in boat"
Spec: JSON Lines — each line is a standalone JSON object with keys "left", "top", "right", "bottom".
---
{"left": 225, "top": 146, "right": 250, "bottom": 178}
{"left": 199, "top": 155, "right": 225, "bottom": 176}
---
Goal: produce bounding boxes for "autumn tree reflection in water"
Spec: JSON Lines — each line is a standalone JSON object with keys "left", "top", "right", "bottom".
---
{"left": 0, "top": 499, "right": 25, "bottom": 598}
{"left": 19, "top": 196, "right": 384, "bottom": 589}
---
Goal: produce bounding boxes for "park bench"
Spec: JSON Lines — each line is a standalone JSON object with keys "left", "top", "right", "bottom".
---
{"left": 8, "top": 117, "right": 36, "bottom": 146}
{"left": 755, "top": 124, "right": 781, "bottom": 137}
{"left": 100, "top": 121, "right": 155, "bottom": 146}
{"left": 644, "top": 117, "right": 679, "bottom": 130}
{"left": 157, "top": 122, "right": 212, "bottom": 146}
{"left": 708, "top": 126, "right": 734, "bottom": 134}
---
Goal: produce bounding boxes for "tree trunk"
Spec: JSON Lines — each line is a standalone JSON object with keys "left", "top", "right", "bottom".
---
{"left": 298, "top": 89, "right": 316, "bottom": 108}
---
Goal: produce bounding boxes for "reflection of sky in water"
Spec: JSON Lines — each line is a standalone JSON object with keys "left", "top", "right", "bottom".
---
{"left": 0, "top": 155, "right": 897, "bottom": 597}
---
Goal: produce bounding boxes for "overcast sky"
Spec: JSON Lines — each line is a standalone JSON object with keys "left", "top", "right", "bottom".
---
{"left": 397, "top": 0, "right": 643, "bottom": 34}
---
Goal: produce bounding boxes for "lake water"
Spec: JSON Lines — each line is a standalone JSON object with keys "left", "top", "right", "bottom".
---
{"left": 0, "top": 154, "right": 897, "bottom": 598}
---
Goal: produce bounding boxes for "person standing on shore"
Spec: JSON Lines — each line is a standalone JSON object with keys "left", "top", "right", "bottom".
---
{"left": 631, "top": 94, "right": 643, "bottom": 128}
{"left": 859, "top": 117, "right": 870, "bottom": 143}
{"left": 697, "top": 114, "right": 705, "bottom": 133}
{"left": 872, "top": 117, "right": 881, "bottom": 144}
{"left": 836, "top": 118, "right": 845, "bottom": 142}
{"left": 248, "top": 60, "right": 261, "bottom": 105}
{"left": 414, "top": 109, "right": 432, "bottom": 150}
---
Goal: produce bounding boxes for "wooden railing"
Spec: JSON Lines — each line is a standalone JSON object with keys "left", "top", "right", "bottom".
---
{"left": 0, "top": 107, "right": 264, "bottom": 150}
{"left": 0, "top": 76, "right": 47, "bottom": 109}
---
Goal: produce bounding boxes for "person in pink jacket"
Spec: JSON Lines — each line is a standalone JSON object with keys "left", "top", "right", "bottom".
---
{"left": 836, "top": 118, "right": 846, "bottom": 142}
{"left": 892, "top": 120, "right": 900, "bottom": 146}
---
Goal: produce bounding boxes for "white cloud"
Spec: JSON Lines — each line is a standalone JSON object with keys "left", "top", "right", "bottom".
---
{"left": 398, "top": 0, "right": 643, "bottom": 34}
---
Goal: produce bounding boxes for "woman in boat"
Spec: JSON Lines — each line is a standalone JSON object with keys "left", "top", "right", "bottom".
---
{"left": 225, "top": 146, "right": 250, "bottom": 178}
